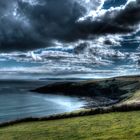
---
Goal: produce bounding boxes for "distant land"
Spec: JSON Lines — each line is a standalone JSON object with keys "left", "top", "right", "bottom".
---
{"left": 33, "top": 75, "right": 140, "bottom": 108}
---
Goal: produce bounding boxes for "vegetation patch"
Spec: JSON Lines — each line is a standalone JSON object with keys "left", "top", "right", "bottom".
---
{"left": 0, "top": 111, "right": 140, "bottom": 140}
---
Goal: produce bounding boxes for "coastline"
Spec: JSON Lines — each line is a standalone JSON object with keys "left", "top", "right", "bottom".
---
{"left": 0, "top": 75, "right": 140, "bottom": 126}
{"left": 0, "top": 103, "right": 140, "bottom": 128}
{"left": 32, "top": 75, "right": 140, "bottom": 108}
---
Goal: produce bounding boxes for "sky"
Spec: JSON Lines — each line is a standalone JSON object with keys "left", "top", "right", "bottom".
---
{"left": 0, "top": 0, "right": 140, "bottom": 79}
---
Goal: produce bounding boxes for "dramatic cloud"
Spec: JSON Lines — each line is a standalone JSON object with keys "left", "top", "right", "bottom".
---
{"left": 75, "top": 0, "right": 140, "bottom": 38}
{"left": 0, "top": 0, "right": 139, "bottom": 52}
{"left": 0, "top": 0, "right": 86, "bottom": 51}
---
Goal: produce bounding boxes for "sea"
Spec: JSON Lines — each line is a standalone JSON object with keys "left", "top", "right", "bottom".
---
{"left": 0, "top": 80, "right": 86, "bottom": 123}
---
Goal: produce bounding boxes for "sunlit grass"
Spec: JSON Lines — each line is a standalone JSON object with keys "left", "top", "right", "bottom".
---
{"left": 0, "top": 111, "right": 140, "bottom": 140}
{"left": 120, "top": 90, "right": 140, "bottom": 105}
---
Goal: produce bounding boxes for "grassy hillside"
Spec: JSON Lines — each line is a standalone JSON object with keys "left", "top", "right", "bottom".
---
{"left": 121, "top": 90, "right": 140, "bottom": 105}
{"left": 0, "top": 111, "right": 140, "bottom": 140}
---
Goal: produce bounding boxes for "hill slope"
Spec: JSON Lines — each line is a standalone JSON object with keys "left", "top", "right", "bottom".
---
{"left": 32, "top": 75, "right": 140, "bottom": 107}
{"left": 0, "top": 111, "right": 140, "bottom": 140}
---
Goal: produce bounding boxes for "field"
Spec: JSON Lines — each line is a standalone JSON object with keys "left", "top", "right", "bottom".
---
{"left": 0, "top": 111, "right": 140, "bottom": 140}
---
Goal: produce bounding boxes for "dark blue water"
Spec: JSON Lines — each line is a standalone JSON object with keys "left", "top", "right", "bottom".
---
{"left": 0, "top": 80, "right": 86, "bottom": 123}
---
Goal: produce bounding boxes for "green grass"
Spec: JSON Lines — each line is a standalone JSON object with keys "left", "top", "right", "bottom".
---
{"left": 121, "top": 90, "right": 140, "bottom": 105}
{"left": 0, "top": 111, "right": 140, "bottom": 140}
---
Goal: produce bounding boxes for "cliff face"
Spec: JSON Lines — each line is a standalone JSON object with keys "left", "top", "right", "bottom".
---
{"left": 32, "top": 76, "right": 140, "bottom": 107}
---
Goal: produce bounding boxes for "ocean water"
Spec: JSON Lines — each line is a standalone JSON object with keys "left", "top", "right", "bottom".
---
{"left": 0, "top": 80, "right": 86, "bottom": 123}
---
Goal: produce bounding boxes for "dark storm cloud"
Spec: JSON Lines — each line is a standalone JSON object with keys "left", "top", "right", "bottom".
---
{"left": 0, "top": 0, "right": 140, "bottom": 52}
{"left": 17, "top": 0, "right": 85, "bottom": 41}
{"left": 0, "top": 0, "right": 47, "bottom": 51}
{"left": 114, "top": 0, "right": 140, "bottom": 26}
{"left": 0, "top": 0, "right": 86, "bottom": 51}
{"left": 75, "top": 0, "right": 140, "bottom": 39}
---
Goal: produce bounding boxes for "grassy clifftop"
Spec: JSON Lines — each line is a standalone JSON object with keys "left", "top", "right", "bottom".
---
{"left": 0, "top": 111, "right": 140, "bottom": 140}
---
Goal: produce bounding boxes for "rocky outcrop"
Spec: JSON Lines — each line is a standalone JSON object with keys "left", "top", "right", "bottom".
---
{"left": 31, "top": 76, "right": 140, "bottom": 107}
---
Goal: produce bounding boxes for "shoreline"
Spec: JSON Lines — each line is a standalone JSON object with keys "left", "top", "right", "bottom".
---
{"left": 0, "top": 103, "right": 140, "bottom": 128}
{"left": 0, "top": 75, "right": 140, "bottom": 127}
